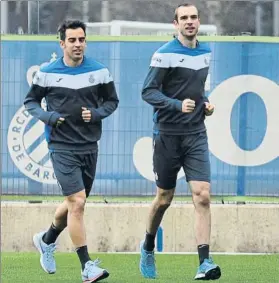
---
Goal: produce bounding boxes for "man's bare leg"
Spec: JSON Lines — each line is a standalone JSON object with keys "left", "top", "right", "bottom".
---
{"left": 190, "top": 181, "right": 211, "bottom": 245}
{"left": 42, "top": 200, "right": 68, "bottom": 245}
{"left": 66, "top": 189, "right": 90, "bottom": 270}
{"left": 139, "top": 187, "right": 175, "bottom": 279}
{"left": 144, "top": 187, "right": 175, "bottom": 251}
{"left": 32, "top": 199, "right": 68, "bottom": 274}
{"left": 189, "top": 181, "right": 211, "bottom": 264}
{"left": 190, "top": 181, "right": 221, "bottom": 280}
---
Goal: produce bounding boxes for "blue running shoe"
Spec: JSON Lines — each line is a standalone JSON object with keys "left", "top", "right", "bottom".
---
{"left": 139, "top": 240, "right": 157, "bottom": 279}
{"left": 81, "top": 259, "right": 109, "bottom": 283}
{"left": 194, "top": 258, "right": 221, "bottom": 280}
{"left": 33, "top": 231, "right": 56, "bottom": 274}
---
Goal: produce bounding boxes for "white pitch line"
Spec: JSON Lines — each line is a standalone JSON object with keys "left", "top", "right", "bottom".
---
{"left": 104, "top": 252, "right": 278, "bottom": 255}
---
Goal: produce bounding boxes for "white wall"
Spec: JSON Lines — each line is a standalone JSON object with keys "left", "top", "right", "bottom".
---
{"left": 2, "top": 203, "right": 279, "bottom": 253}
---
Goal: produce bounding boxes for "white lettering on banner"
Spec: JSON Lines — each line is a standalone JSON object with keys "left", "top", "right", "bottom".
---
{"left": 133, "top": 75, "right": 279, "bottom": 181}
{"left": 206, "top": 75, "right": 279, "bottom": 166}
{"left": 7, "top": 106, "right": 57, "bottom": 184}
{"left": 8, "top": 53, "right": 58, "bottom": 184}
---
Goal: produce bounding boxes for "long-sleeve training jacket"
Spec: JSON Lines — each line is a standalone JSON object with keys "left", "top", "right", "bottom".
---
{"left": 24, "top": 56, "right": 119, "bottom": 151}
{"left": 142, "top": 38, "right": 211, "bottom": 135}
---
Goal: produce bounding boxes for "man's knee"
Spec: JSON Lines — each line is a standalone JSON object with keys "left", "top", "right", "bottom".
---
{"left": 197, "top": 189, "right": 210, "bottom": 206}
{"left": 67, "top": 190, "right": 86, "bottom": 214}
{"left": 156, "top": 188, "right": 174, "bottom": 210}
{"left": 191, "top": 182, "right": 211, "bottom": 207}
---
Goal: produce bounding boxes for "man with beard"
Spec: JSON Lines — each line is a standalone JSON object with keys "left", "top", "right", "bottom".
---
{"left": 139, "top": 3, "right": 221, "bottom": 281}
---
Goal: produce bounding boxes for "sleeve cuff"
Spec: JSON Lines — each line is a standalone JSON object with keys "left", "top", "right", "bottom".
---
{"left": 90, "top": 108, "right": 102, "bottom": 123}
{"left": 203, "top": 96, "right": 209, "bottom": 103}
{"left": 48, "top": 112, "right": 61, "bottom": 126}
{"left": 174, "top": 100, "right": 182, "bottom": 112}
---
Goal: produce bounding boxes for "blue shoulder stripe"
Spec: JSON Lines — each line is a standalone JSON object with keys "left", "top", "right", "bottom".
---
{"left": 40, "top": 56, "right": 106, "bottom": 75}
{"left": 157, "top": 38, "right": 211, "bottom": 56}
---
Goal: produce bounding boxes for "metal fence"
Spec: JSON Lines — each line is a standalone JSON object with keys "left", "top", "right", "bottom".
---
{"left": 1, "top": 36, "right": 279, "bottom": 203}
{"left": 1, "top": 1, "right": 279, "bottom": 36}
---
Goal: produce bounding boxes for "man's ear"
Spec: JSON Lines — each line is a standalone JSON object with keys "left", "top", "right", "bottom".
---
{"left": 59, "top": 40, "right": 65, "bottom": 49}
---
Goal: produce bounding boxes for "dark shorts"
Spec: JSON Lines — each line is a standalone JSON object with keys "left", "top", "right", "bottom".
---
{"left": 153, "top": 131, "right": 210, "bottom": 189}
{"left": 50, "top": 151, "right": 98, "bottom": 197}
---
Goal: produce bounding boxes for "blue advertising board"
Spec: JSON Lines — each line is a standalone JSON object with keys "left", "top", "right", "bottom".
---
{"left": 1, "top": 38, "right": 279, "bottom": 196}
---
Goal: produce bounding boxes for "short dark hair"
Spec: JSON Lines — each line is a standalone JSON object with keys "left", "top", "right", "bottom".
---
{"left": 57, "top": 20, "right": 86, "bottom": 41}
{"left": 174, "top": 3, "right": 199, "bottom": 22}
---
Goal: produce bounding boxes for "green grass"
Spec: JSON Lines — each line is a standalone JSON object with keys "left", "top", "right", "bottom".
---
{"left": 1, "top": 34, "right": 279, "bottom": 43}
{"left": 1, "top": 194, "right": 279, "bottom": 203}
{"left": 1, "top": 253, "right": 278, "bottom": 282}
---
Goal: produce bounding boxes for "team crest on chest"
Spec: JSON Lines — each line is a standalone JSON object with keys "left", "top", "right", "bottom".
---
{"left": 89, "top": 74, "right": 95, "bottom": 84}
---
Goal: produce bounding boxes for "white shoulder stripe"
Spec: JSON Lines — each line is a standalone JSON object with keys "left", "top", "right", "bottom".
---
{"left": 150, "top": 53, "right": 170, "bottom": 68}
{"left": 169, "top": 53, "right": 211, "bottom": 70}
{"left": 33, "top": 68, "right": 113, "bottom": 89}
{"left": 102, "top": 68, "right": 114, "bottom": 84}
{"left": 150, "top": 52, "right": 211, "bottom": 70}
{"left": 32, "top": 70, "right": 47, "bottom": 86}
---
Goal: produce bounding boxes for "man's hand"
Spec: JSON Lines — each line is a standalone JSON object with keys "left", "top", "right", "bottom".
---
{"left": 56, "top": 117, "right": 65, "bottom": 127}
{"left": 82, "top": 107, "right": 91, "bottom": 122}
{"left": 182, "top": 98, "right": 195, "bottom": 113}
{"left": 204, "top": 102, "right": 214, "bottom": 116}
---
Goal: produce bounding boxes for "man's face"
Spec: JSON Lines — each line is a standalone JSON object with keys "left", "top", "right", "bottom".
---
{"left": 60, "top": 28, "right": 86, "bottom": 61}
{"left": 174, "top": 6, "right": 200, "bottom": 39}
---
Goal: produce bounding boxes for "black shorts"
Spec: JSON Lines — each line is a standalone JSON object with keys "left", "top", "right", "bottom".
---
{"left": 50, "top": 151, "right": 98, "bottom": 197}
{"left": 153, "top": 131, "right": 210, "bottom": 189}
